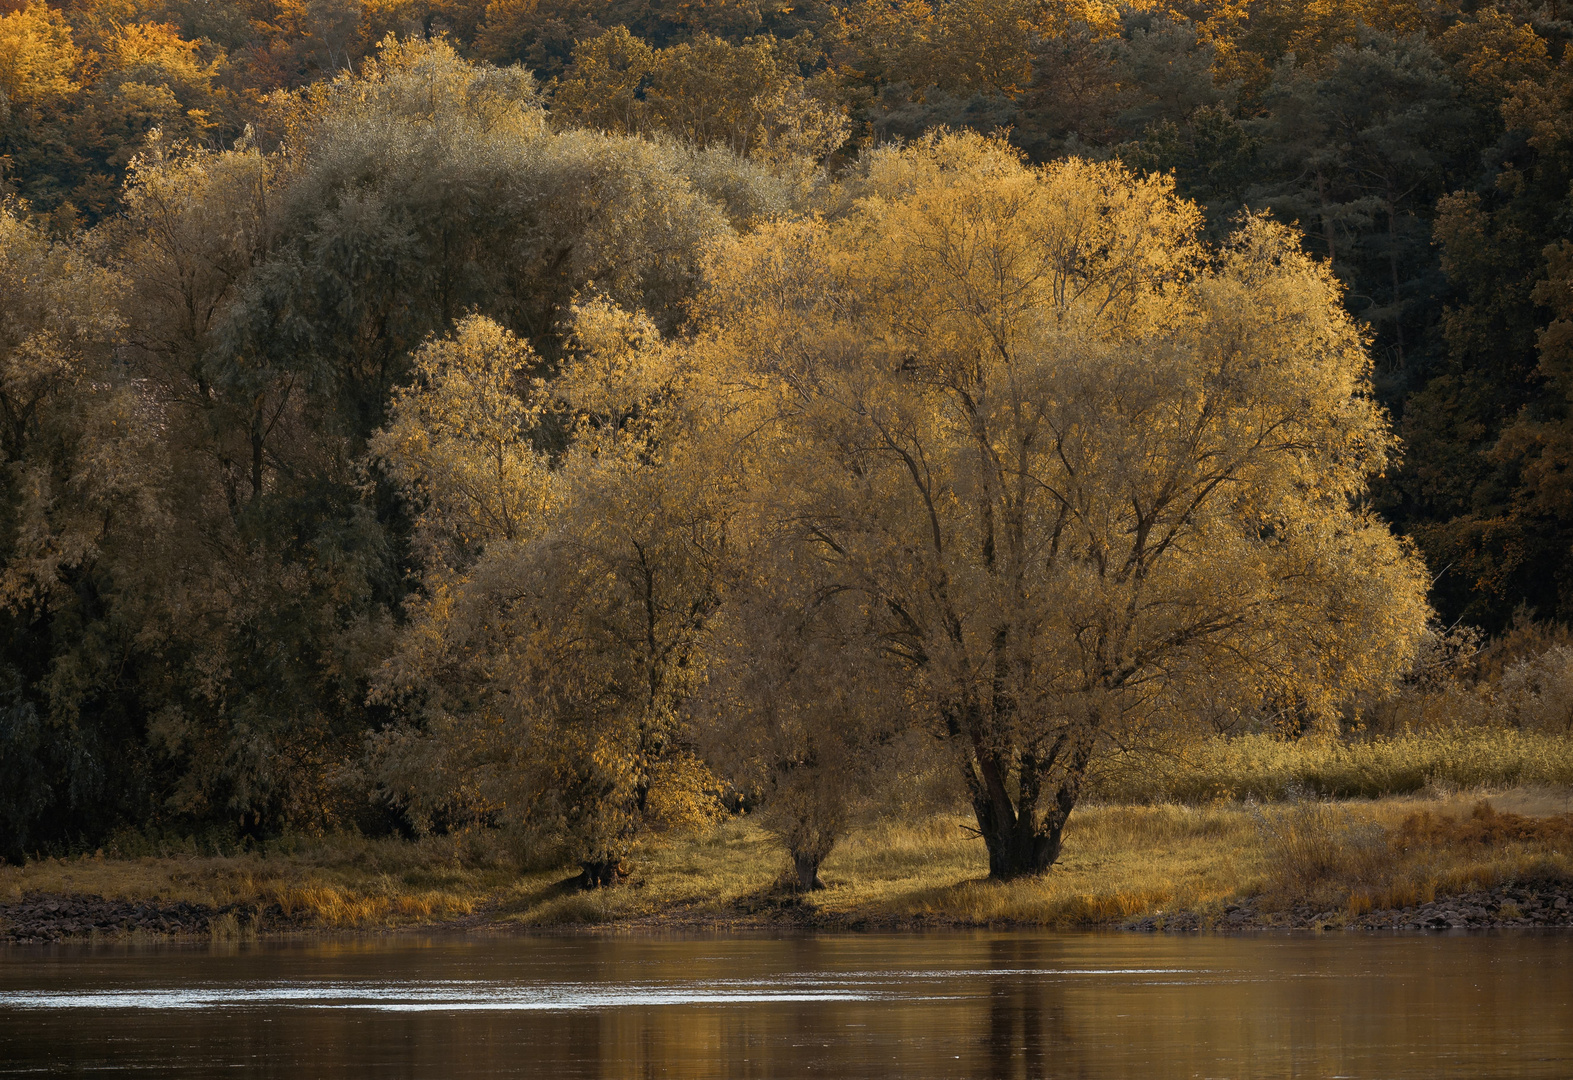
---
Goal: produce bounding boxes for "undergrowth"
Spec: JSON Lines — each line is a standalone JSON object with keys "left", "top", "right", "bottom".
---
{"left": 1254, "top": 798, "right": 1573, "bottom": 917}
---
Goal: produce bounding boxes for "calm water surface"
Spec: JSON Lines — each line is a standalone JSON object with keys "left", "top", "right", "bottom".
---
{"left": 1, "top": 931, "right": 1569, "bottom": 1078}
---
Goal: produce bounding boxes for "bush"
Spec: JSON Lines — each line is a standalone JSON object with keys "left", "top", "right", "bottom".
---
{"left": 1254, "top": 801, "right": 1388, "bottom": 907}
{"left": 1252, "top": 798, "right": 1573, "bottom": 916}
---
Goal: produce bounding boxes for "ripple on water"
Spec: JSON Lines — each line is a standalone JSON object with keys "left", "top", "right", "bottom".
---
{"left": 0, "top": 966, "right": 1210, "bottom": 1011}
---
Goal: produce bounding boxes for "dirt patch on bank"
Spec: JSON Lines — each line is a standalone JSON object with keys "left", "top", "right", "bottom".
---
{"left": 0, "top": 893, "right": 301, "bottom": 944}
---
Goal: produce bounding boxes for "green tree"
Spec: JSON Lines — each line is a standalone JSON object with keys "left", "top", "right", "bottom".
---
{"left": 1391, "top": 48, "right": 1573, "bottom": 630}
{"left": 1247, "top": 33, "right": 1471, "bottom": 377}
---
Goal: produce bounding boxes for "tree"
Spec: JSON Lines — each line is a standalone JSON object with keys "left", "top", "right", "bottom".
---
{"left": 1248, "top": 33, "right": 1471, "bottom": 377}
{"left": 1198, "top": 0, "right": 1435, "bottom": 103}
{"left": 0, "top": 2, "right": 81, "bottom": 110}
{"left": 696, "top": 133, "right": 1431, "bottom": 878}
{"left": 0, "top": 4, "right": 239, "bottom": 223}
{"left": 1389, "top": 46, "right": 1573, "bottom": 630}
{"left": 101, "top": 131, "right": 402, "bottom": 839}
{"left": 371, "top": 304, "right": 734, "bottom": 884}
{"left": 552, "top": 29, "right": 849, "bottom": 165}
{"left": 697, "top": 546, "right": 901, "bottom": 890}
{"left": 0, "top": 203, "right": 162, "bottom": 859}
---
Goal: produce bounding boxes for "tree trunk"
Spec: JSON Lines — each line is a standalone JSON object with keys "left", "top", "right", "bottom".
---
{"left": 578, "top": 859, "right": 625, "bottom": 889}
{"left": 1386, "top": 189, "right": 1406, "bottom": 370}
{"left": 970, "top": 786, "right": 1070, "bottom": 878}
{"left": 792, "top": 850, "right": 827, "bottom": 891}
{"left": 966, "top": 742, "right": 1093, "bottom": 879}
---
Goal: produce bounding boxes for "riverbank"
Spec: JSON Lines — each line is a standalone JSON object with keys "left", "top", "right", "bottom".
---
{"left": 5, "top": 786, "right": 1573, "bottom": 943}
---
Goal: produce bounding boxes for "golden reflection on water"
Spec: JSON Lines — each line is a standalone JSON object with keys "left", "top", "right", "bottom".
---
{"left": 1, "top": 932, "right": 1569, "bottom": 1078}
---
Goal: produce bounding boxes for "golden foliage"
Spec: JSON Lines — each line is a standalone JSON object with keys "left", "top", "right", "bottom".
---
{"left": 0, "top": 205, "right": 142, "bottom": 612}
{"left": 696, "top": 130, "right": 1431, "bottom": 876}
{"left": 0, "top": 2, "right": 81, "bottom": 108}
{"left": 370, "top": 299, "right": 735, "bottom": 880}
{"left": 642, "top": 752, "right": 726, "bottom": 832}
{"left": 553, "top": 29, "right": 849, "bottom": 163}
{"left": 372, "top": 315, "right": 554, "bottom": 561}
{"left": 831, "top": 0, "right": 1122, "bottom": 98}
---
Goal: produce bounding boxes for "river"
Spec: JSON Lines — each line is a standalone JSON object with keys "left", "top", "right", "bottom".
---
{"left": 1, "top": 931, "right": 1568, "bottom": 1077}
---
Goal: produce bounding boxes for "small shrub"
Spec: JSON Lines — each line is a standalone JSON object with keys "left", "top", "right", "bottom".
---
{"left": 518, "top": 892, "right": 614, "bottom": 926}
{"left": 1498, "top": 647, "right": 1573, "bottom": 733}
{"left": 1255, "top": 801, "right": 1388, "bottom": 905}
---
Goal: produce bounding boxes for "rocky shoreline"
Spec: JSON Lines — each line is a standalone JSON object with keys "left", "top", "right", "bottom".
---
{"left": 1125, "top": 881, "right": 1573, "bottom": 932}
{"left": 0, "top": 893, "right": 289, "bottom": 944}
{"left": 6, "top": 882, "right": 1573, "bottom": 943}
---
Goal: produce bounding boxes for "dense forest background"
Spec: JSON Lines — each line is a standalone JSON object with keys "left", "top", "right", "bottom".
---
{"left": 3, "top": 0, "right": 1573, "bottom": 868}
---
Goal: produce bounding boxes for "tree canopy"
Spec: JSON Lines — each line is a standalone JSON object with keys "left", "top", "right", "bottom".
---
{"left": 695, "top": 135, "right": 1429, "bottom": 875}
{"left": 0, "top": 1, "right": 1568, "bottom": 881}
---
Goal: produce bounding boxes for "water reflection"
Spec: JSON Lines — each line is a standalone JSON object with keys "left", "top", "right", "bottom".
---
{"left": 1, "top": 931, "right": 1569, "bottom": 1078}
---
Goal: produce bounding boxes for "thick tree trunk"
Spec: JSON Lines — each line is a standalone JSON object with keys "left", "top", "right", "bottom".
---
{"left": 970, "top": 784, "right": 1073, "bottom": 878}
{"left": 965, "top": 741, "right": 1093, "bottom": 879}
{"left": 792, "top": 851, "right": 827, "bottom": 891}
{"left": 578, "top": 859, "right": 625, "bottom": 889}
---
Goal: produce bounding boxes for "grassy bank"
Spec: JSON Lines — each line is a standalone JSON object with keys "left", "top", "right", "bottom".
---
{"left": 5, "top": 785, "right": 1572, "bottom": 934}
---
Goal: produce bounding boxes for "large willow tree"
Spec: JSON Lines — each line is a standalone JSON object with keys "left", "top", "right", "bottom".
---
{"left": 699, "top": 132, "right": 1431, "bottom": 879}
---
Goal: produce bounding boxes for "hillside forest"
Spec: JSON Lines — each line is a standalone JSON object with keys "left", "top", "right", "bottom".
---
{"left": 3, "top": 0, "right": 1573, "bottom": 887}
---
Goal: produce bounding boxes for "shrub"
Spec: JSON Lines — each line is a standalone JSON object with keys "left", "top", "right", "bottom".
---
{"left": 1255, "top": 801, "right": 1388, "bottom": 906}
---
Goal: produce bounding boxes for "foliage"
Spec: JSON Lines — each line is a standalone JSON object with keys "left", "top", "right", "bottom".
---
{"left": 5, "top": 0, "right": 1573, "bottom": 880}
{"left": 552, "top": 29, "right": 848, "bottom": 165}
{"left": 369, "top": 302, "right": 734, "bottom": 884}
{"left": 695, "top": 131, "right": 1429, "bottom": 877}
{"left": 696, "top": 552, "right": 906, "bottom": 889}
{"left": 3, "top": 36, "right": 757, "bottom": 858}
{"left": 0, "top": 204, "right": 171, "bottom": 861}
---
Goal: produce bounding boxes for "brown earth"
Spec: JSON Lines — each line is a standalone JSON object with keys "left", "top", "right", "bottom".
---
{"left": 0, "top": 893, "right": 306, "bottom": 944}
{"left": 7, "top": 882, "right": 1573, "bottom": 943}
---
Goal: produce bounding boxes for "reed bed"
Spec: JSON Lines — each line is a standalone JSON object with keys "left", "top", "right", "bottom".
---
{"left": 1103, "top": 729, "right": 1573, "bottom": 803}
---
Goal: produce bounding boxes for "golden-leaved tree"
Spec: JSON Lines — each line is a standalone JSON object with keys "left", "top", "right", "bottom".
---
{"left": 697, "top": 132, "right": 1432, "bottom": 878}
{"left": 696, "top": 547, "right": 905, "bottom": 890}
{"left": 551, "top": 29, "right": 848, "bottom": 165}
{"left": 371, "top": 305, "right": 733, "bottom": 884}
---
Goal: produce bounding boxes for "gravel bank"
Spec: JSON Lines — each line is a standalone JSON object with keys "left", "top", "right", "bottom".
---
{"left": 1126, "top": 882, "right": 1573, "bottom": 932}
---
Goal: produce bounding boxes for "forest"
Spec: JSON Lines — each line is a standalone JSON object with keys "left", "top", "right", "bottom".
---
{"left": 3, "top": 0, "right": 1573, "bottom": 900}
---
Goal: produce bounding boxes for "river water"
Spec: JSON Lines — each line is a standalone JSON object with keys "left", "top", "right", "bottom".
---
{"left": 0, "top": 931, "right": 1568, "bottom": 1078}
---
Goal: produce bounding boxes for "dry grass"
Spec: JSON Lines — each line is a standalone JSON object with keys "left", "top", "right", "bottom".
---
{"left": 0, "top": 832, "right": 515, "bottom": 930}
{"left": 490, "top": 789, "right": 1573, "bottom": 928}
{"left": 1244, "top": 794, "right": 1573, "bottom": 916}
{"left": 809, "top": 805, "right": 1263, "bottom": 927}
{"left": 6, "top": 786, "right": 1573, "bottom": 931}
{"left": 1107, "top": 729, "right": 1573, "bottom": 803}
